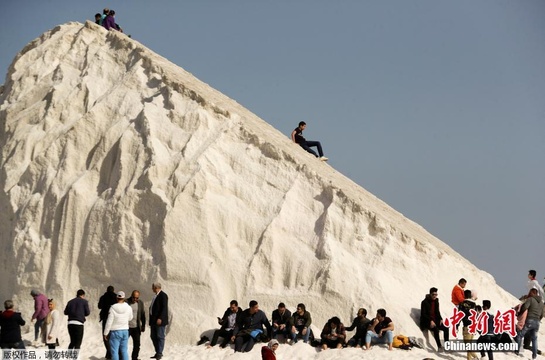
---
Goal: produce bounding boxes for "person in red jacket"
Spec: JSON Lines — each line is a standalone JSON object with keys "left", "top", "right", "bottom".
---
{"left": 451, "top": 278, "right": 467, "bottom": 306}
{"left": 261, "top": 339, "right": 279, "bottom": 360}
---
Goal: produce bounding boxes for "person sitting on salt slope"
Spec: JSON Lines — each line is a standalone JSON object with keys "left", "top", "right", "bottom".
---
{"left": 365, "top": 308, "right": 394, "bottom": 351}
{"left": 232, "top": 300, "right": 272, "bottom": 353}
{"left": 290, "top": 303, "right": 312, "bottom": 344}
{"left": 95, "top": 13, "right": 102, "bottom": 25}
{"left": 345, "top": 308, "right": 371, "bottom": 348}
{"left": 100, "top": 8, "right": 109, "bottom": 25}
{"left": 320, "top": 316, "right": 346, "bottom": 350}
{"left": 291, "top": 121, "right": 328, "bottom": 161}
{"left": 207, "top": 299, "right": 241, "bottom": 348}
{"left": 261, "top": 339, "right": 279, "bottom": 360}
{"left": 419, "top": 287, "right": 449, "bottom": 351}
{"left": 102, "top": 10, "right": 123, "bottom": 32}
{"left": 271, "top": 302, "right": 291, "bottom": 341}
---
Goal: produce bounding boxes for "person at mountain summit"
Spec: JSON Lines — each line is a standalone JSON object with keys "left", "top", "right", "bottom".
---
{"left": 291, "top": 121, "right": 328, "bottom": 161}
{"left": 102, "top": 10, "right": 122, "bottom": 32}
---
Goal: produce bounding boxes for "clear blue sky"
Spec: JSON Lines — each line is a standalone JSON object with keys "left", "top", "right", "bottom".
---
{"left": 1, "top": 0, "right": 544, "bottom": 297}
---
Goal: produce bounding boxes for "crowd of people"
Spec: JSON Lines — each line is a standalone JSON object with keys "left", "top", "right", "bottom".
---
{"left": 94, "top": 7, "right": 125, "bottom": 34}
{"left": 0, "top": 283, "right": 168, "bottom": 360}
{"left": 1, "top": 271, "right": 543, "bottom": 360}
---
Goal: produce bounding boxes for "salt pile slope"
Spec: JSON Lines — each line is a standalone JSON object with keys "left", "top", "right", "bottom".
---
{"left": 0, "top": 21, "right": 516, "bottom": 344}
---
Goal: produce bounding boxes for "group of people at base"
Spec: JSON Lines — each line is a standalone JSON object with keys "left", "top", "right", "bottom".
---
{"left": 420, "top": 272, "right": 545, "bottom": 360}
{"left": 0, "top": 282, "right": 169, "bottom": 360}
{"left": 204, "top": 299, "right": 423, "bottom": 358}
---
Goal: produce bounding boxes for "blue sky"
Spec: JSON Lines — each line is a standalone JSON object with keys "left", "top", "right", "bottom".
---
{"left": 1, "top": 0, "right": 544, "bottom": 297}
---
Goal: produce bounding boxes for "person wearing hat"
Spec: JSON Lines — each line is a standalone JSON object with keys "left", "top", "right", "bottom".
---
{"left": 104, "top": 291, "right": 133, "bottom": 360}
{"left": 261, "top": 339, "right": 279, "bottom": 360}
{"left": 30, "top": 289, "right": 49, "bottom": 344}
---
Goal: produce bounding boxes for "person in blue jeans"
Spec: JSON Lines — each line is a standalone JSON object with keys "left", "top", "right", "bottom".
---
{"left": 516, "top": 288, "right": 543, "bottom": 360}
{"left": 290, "top": 303, "right": 312, "bottom": 343}
{"left": 291, "top": 122, "right": 328, "bottom": 161}
{"left": 149, "top": 283, "right": 169, "bottom": 360}
{"left": 365, "top": 308, "right": 394, "bottom": 350}
{"left": 103, "top": 291, "right": 133, "bottom": 360}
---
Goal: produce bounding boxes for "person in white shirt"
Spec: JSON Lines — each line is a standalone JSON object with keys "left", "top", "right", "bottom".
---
{"left": 104, "top": 291, "right": 133, "bottom": 360}
{"left": 527, "top": 270, "right": 545, "bottom": 300}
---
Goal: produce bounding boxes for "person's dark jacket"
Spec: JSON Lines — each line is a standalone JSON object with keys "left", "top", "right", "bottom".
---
{"left": 64, "top": 296, "right": 90, "bottom": 323}
{"left": 98, "top": 290, "right": 117, "bottom": 322}
{"left": 291, "top": 310, "right": 312, "bottom": 328}
{"left": 345, "top": 316, "right": 371, "bottom": 340}
{"left": 126, "top": 298, "right": 146, "bottom": 330}
{"left": 0, "top": 310, "right": 26, "bottom": 343}
{"left": 458, "top": 299, "right": 476, "bottom": 327}
{"left": 233, "top": 309, "right": 272, "bottom": 337}
{"left": 320, "top": 321, "right": 346, "bottom": 342}
{"left": 150, "top": 290, "right": 169, "bottom": 327}
{"left": 420, "top": 294, "right": 442, "bottom": 330}
{"left": 219, "top": 307, "right": 242, "bottom": 330}
{"left": 271, "top": 309, "right": 292, "bottom": 327}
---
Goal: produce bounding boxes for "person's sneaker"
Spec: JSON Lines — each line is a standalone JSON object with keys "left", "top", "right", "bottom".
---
{"left": 319, "top": 156, "right": 328, "bottom": 161}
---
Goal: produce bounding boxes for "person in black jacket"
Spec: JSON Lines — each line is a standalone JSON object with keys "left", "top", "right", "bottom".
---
{"left": 98, "top": 285, "right": 117, "bottom": 359}
{"left": 64, "top": 289, "right": 90, "bottom": 350}
{"left": 345, "top": 308, "right": 371, "bottom": 347}
{"left": 0, "top": 300, "right": 26, "bottom": 349}
{"left": 149, "top": 283, "right": 168, "bottom": 360}
{"left": 208, "top": 300, "right": 241, "bottom": 348}
{"left": 271, "top": 303, "right": 292, "bottom": 340}
{"left": 420, "top": 287, "right": 449, "bottom": 350}
{"left": 233, "top": 300, "right": 272, "bottom": 352}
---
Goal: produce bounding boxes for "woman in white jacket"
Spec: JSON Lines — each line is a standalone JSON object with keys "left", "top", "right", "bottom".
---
{"left": 42, "top": 299, "right": 61, "bottom": 349}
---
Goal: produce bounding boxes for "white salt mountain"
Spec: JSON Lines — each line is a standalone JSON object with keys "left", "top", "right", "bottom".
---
{"left": 0, "top": 21, "right": 526, "bottom": 357}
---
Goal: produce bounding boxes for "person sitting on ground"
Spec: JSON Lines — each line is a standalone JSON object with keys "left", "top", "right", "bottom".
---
{"left": 365, "top": 308, "right": 394, "bottom": 351}
{"left": 271, "top": 302, "right": 291, "bottom": 341}
{"left": 261, "top": 339, "right": 279, "bottom": 360}
{"left": 290, "top": 303, "right": 312, "bottom": 344}
{"left": 232, "top": 300, "right": 272, "bottom": 353}
{"left": 345, "top": 308, "right": 371, "bottom": 348}
{"left": 320, "top": 316, "right": 346, "bottom": 350}
{"left": 100, "top": 8, "right": 109, "bottom": 25}
{"left": 0, "top": 299, "right": 26, "bottom": 349}
{"left": 291, "top": 121, "right": 328, "bottom": 161}
{"left": 102, "top": 10, "right": 118, "bottom": 31}
{"left": 420, "top": 287, "right": 449, "bottom": 351}
{"left": 451, "top": 278, "right": 467, "bottom": 306}
{"left": 95, "top": 13, "right": 102, "bottom": 25}
{"left": 208, "top": 300, "right": 241, "bottom": 348}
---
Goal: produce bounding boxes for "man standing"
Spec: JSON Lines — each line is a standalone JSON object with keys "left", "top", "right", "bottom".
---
{"left": 149, "top": 283, "right": 168, "bottom": 359}
{"left": 30, "top": 289, "right": 49, "bottom": 344}
{"left": 64, "top": 289, "right": 90, "bottom": 349}
{"left": 527, "top": 270, "right": 545, "bottom": 300}
{"left": 0, "top": 300, "right": 26, "bottom": 349}
{"left": 291, "top": 121, "right": 328, "bottom": 161}
{"left": 420, "top": 287, "right": 449, "bottom": 351}
{"left": 104, "top": 291, "right": 133, "bottom": 360}
{"left": 126, "top": 290, "right": 145, "bottom": 360}
{"left": 516, "top": 287, "right": 544, "bottom": 359}
{"left": 271, "top": 302, "right": 291, "bottom": 340}
{"left": 98, "top": 285, "right": 117, "bottom": 359}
